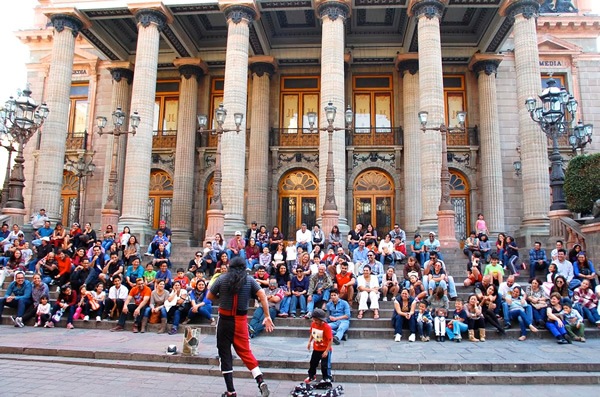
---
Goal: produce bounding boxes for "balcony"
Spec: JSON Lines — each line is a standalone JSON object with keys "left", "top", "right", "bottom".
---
{"left": 66, "top": 131, "right": 88, "bottom": 151}
{"left": 152, "top": 130, "right": 177, "bottom": 149}
{"left": 349, "top": 127, "right": 402, "bottom": 146}
{"left": 271, "top": 128, "right": 319, "bottom": 147}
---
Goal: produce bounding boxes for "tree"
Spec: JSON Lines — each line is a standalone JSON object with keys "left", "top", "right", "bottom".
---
{"left": 564, "top": 153, "right": 600, "bottom": 215}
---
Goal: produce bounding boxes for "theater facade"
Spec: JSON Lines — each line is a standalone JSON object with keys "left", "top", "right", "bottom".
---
{"left": 13, "top": 0, "right": 600, "bottom": 245}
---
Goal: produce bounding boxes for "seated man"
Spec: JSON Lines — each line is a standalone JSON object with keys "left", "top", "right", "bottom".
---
{"left": 423, "top": 232, "right": 443, "bottom": 262}
{"left": 0, "top": 271, "right": 32, "bottom": 327}
{"left": 253, "top": 265, "right": 270, "bottom": 288}
{"left": 529, "top": 241, "right": 548, "bottom": 280}
{"left": 326, "top": 288, "right": 351, "bottom": 344}
{"left": 103, "top": 275, "right": 128, "bottom": 320}
{"left": 422, "top": 252, "right": 457, "bottom": 299}
{"left": 226, "top": 231, "right": 246, "bottom": 259}
{"left": 36, "top": 251, "right": 58, "bottom": 286}
{"left": 334, "top": 262, "right": 355, "bottom": 304}
{"left": 152, "top": 243, "right": 172, "bottom": 269}
{"left": 305, "top": 264, "right": 333, "bottom": 318}
{"left": 357, "top": 251, "right": 384, "bottom": 284}
{"left": 503, "top": 286, "right": 538, "bottom": 340}
{"left": 295, "top": 223, "right": 313, "bottom": 254}
{"left": 347, "top": 223, "right": 363, "bottom": 253}
{"left": 110, "top": 277, "right": 151, "bottom": 332}
{"left": 462, "top": 231, "right": 480, "bottom": 258}
{"left": 553, "top": 249, "right": 581, "bottom": 290}
{"left": 32, "top": 220, "right": 53, "bottom": 247}
{"left": 352, "top": 240, "right": 369, "bottom": 270}
{"left": 248, "top": 277, "right": 283, "bottom": 338}
{"left": 145, "top": 230, "right": 169, "bottom": 256}
{"left": 329, "top": 247, "right": 352, "bottom": 276}
{"left": 70, "top": 258, "right": 91, "bottom": 292}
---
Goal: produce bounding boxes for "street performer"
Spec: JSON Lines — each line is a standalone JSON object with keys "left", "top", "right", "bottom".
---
{"left": 208, "top": 256, "right": 273, "bottom": 397}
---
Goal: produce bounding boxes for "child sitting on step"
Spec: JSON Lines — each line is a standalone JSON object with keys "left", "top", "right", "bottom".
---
{"left": 416, "top": 300, "right": 433, "bottom": 342}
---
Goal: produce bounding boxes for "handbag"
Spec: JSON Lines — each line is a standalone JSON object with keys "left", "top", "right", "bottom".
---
{"left": 149, "top": 310, "right": 161, "bottom": 324}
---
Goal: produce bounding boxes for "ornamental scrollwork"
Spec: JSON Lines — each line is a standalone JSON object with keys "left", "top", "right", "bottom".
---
{"left": 51, "top": 14, "right": 83, "bottom": 37}
{"left": 277, "top": 152, "right": 319, "bottom": 169}
{"left": 411, "top": 0, "right": 445, "bottom": 20}
{"left": 472, "top": 60, "right": 500, "bottom": 77}
{"left": 135, "top": 9, "right": 167, "bottom": 31}
{"left": 352, "top": 152, "right": 395, "bottom": 168}
{"left": 317, "top": 2, "right": 350, "bottom": 21}
{"left": 224, "top": 6, "right": 257, "bottom": 24}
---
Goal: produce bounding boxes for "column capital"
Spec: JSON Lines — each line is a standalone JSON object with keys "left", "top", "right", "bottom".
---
{"left": 409, "top": 0, "right": 446, "bottom": 19}
{"left": 315, "top": 0, "right": 351, "bottom": 21}
{"left": 249, "top": 56, "right": 277, "bottom": 77}
{"left": 134, "top": 9, "right": 170, "bottom": 30}
{"left": 469, "top": 54, "right": 503, "bottom": 77}
{"left": 44, "top": 8, "right": 90, "bottom": 37}
{"left": 174, "top": 58, "right": 208, "bottom": 80}
{"left": 500, "top": 0, "right": 539, "bottom": 20}
{"left": 395, "top": 54, "right": 419, "bottom": 76}
{"left": 109, "top": 67, "right": 134, "bottom": 84}
{"left": 220, "top": 1, "right": 259, "bottom": 24}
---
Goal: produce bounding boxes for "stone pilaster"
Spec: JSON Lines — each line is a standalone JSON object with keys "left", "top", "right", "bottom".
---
{"left": 316, "top": 0, "right": 351, "bottom": 233}
{"left": 471, "top": 56, "right": 506, "bottom": 237}
{"left": 32, "top": 12, "right": 85, "bottom": 223}
{"left": 171, "top": 59, "right": 207, "bottom": 244}
{"left": 412, "top": 0, "right": 446, "bottom": 233}
{"left": 396, "top": 56, "right": 421, "bottom": 234}
{"left": 247, "top": 57, "right": 276, "bottom": 227}
{"left": 218, "top": 1, "right": 259, "bottom": 238}
{"left": 119, "top": 8, "right": 168, "bottom": 243}
{"left": 503, "top": 0, "right": 550, "bottom": 236}
{"left": 100, "top": 64, "right": 133, "bottom": 231}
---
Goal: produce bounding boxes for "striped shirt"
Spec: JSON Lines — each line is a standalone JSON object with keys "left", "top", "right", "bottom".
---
{"left": 210, "top": 274, "right": 261, "bottom": 313}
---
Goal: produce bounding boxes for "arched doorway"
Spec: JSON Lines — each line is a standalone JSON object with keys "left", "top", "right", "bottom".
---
{"left": 147, "top": 169, "right": 173, "bottom": 229}
{"left": 278, "top": 170, "right": 319, "bottom": 240}
{"left": 60, "top": 171, "right": 78, "bottom": 226}
{"left": 450, "top": 170, "right": 470, "bottom": 243}
{"left": 353, "top": 169, "right": 394, "bottom": 234}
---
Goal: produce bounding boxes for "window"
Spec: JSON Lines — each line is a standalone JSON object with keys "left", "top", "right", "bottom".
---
{"left": 153, "top": 81, "right": 179, "bottom": 137}
{"left": 280, "top": 76, "right": 320, "bottom": 133}
{"left": 353, "top": 170, "right": 394, "bottom": 234}
{"left": 352, "top": 76, "right": 394, "bottom": 145}
{"left": 278, "top": 170, "right": 319, "bottom": 239}
{"left": 443, "top": 75, "right": 467, "bottom": 146}
{"left": 147, "top": 169, "right": 173, "bottom": 229}
{"left": 67, "top": 84, "right": 89, "bottom": 149}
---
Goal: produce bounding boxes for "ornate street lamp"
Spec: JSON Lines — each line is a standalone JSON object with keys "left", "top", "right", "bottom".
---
{"left": 306, "top": 101, "right": 353, "bottom": 232}
{"left": 526, "top": 77, "right": 593, "bottom": 210}
{"left": 418, "top": 110, "right": 466, "bottom": 246}
{"left": 197, "top": 104, "right": 243, "bottom": 238}
{"left": 0, "top": 131, "right": 16, "bottom": 208}
{"left": 65, "top": 150, "right": 95, "bottom": 224}
{"left": 0, "top": 87, "right": 49, "bottom": 210}
{"left": 96, "top": 107, "right": 140, "bottom": 227}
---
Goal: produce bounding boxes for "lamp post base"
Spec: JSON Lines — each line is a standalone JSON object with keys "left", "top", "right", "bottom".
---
{"left": 548, "top": 209, "right": 572, "bottom": 246}
{"left": 205, "top": 208, "right": 225, "bottom": 244}
{"left": 437, "top": 209, "right": 459, "bottom": 249}
{"left": 0, "top": 207, "right": 26, "bottom": 226}
{"left": 321, "top": 209, "right": 340, "bottom": 242}
{"left": 101, "top": 208, "right": 120, "bottom": 233}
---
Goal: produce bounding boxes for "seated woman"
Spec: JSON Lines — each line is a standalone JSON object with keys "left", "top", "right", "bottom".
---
{"left": 478, "top": 234, "right": 492, "bottom": 263}
{"left": 409, "top": 234, "right": 425, "bottom": 266}
{"left": 256, "top": 225, "right": 269, "bottom": 251}
{"left": 428, "top": 286, "right": 449, "bottom": 342}
{"left": 381, "top": 266, "right": 400, "bottom": 301}
{"left": 166, "top": 280, "right": 190, "bottom": 335}
{"left": 479, "top": 285, "right": 505, "bottom": 334}
{"left": 185, "top": 279, "right": 215, "bottom": 325}
{"left": 245, "top": 238, "right": 260, "bottom": 270}
{"left": 465, "top": 294, "right": 486, "bottom": 342}
{"left": 357, "top": 265, "right": 380, "bottom": 319}
{"left": 446, "top": 298, "right": 468, "bottom": 342}
{"left": 311, "top": 225, "right": 325, "bottom": 252}
{"left": 572, "top": 279, "right": 600, "bottom": 327}
{"left": 50, "top": 223, "right": 68, "bottom": 252}
{"left": 550, "top": 275, "right": 570, "bottom": 299}
{"left": 362, "top": 224, "right": 378, "bottom": 248}
{"left": 274, "top": 263, "right": 292, "bottom": 317}
{"left": 545, "top": 292, "right": 571, "bottom": 344}
{"left": 573, "top": 252, "right": 597, "bottom": 291}
{"left": 123, "top": 235, "right": 140, "bottom": 266}
{"left": 392, "top": 288, "right": 417, "bottom": 342}
{"left": 378, "top": 234, "right": 395, "bottom": 266}
{"left": 526, "top": 278, "right": 548, "bottom": 328}
{"left": 327, "top": 225, "right": 342, "bottom": 251}
{"left": 504, "top": 286, "right": 538, "bottom": 341}
{"left": 142, "top": 279, "right": 169, "bottom": 333}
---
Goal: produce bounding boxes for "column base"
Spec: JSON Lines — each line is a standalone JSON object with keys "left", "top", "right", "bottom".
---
{"left": 321, "top": 209, "right": 340, "bottom": 243}
{"left": 223, "top": 214, "right": 246, "bottom": 240}
{"left": 171, "top": 230, "right": 194, "bottom": 247}
{"left": 0, "top": 207, "right": 26, "bottom": 226}
{"left": 419, "top": 217, "right": 439, "bottom": 236}
{"left": 515, "top": 224, "right": 550, "bottom": 251}
{"left": 205, "top": 209, "right": 225, "bottom": 243}
{"left": 101, "top": 208, "right": 120, "bottom": 233}
{"left": 437, "top": 209, "right": 459, "bottom": 249}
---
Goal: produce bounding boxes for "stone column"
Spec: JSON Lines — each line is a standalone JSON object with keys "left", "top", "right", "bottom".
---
{"left": 171, "top": 59, "right": 207, "bottom": 244}
{"left": 247, "top": 57, "right": 276, "bottom": 227}
{"left": 471, "top": 56, "right": 506, "bottom": 236}
{"left": 502, "top": 0, "right": 550, "bottom": 237}
{"left": 118, "top": 8, "right": 168, "bottom": 243}
{"left": 411, "top": 0, "right": 446, "bottom": 233}
{"left": 31, "top": 12, "right": 85, "bottom": 223}
{"left": 396, "top": 56, "right": 421, "bottom": 234}
{"left": 218, "top": 1, "right": 259, "bottom": 237}
{"left": 316, "top": 0, "right": 351, "bottom": 234}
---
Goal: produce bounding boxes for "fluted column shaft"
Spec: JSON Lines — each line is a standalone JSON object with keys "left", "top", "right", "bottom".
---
{"left": 413, "top": 1, "right": 445, "bottom": 231}
{"left": 317, "top": 1, "right": 350, "bottom": 229}
{"left": 220, "top": 5, "right": 257, "bottom": 237}
{"left": 32, "top": 15, "right": 83, "bottom": 223}
{"left": 509, "top": 1, "right": 550, "bottom": 227}
{"left": 474, "top": 60, "right": 506, "bottom": 235}
{"left": 247, "top": 61, "right": 274, "bottom": 226}
{"left": 398, "top": 59, "right": 421, "bottom": 234}
{"left": 171, "top": 62, "right": 203, "bottom": 242}
{"left": 119, "top": 10, "right": 166, "bottom": 240}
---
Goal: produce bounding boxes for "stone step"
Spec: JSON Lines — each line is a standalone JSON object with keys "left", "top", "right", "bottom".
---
{"left": 2, "top": 353, "right": 599, "bottom": 385}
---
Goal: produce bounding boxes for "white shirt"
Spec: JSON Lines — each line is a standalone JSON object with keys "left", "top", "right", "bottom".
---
{"left": 358, "top": 275, "right": 380, "bottom": 290}
{"left": 108, "top": 285, "right": 129, "bottom": 300}
{"left": 296, "top": 229, "right": 311, "bottom": 244}
{"left": 553, "top": 259, "right": 574, "bottom": 282}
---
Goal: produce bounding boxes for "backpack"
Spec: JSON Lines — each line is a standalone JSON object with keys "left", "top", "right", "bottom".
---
{"left": 290, "top": 382, "right": 344, "bottom": 397}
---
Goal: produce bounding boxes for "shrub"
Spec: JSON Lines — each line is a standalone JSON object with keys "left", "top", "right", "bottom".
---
{"left": 564, "top": 153, "right": 600, "bottom": 215}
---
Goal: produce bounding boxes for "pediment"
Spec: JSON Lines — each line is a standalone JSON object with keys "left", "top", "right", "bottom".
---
{"left": 538, "top": 34, "right": 582, "bottom": 54}
{"left": 40, "top": 48, "right": 99, "bottom": 64}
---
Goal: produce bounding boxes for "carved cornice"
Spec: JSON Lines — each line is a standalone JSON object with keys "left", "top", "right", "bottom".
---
{"left": 50, "top": 14, "right": 84, "bottom": 37}
{"left": 249, "top": 62, "right": 275, "bottom": 77}
{"left": 411, "top": 0, "right": 445, "bottom": 20}
{"left": 110, "top": 68, "right": 134, "bottom": 84}
{"left": 223, "top": 5, "right": 258, "bottom": 24}
{"left": 178, "top": 64, "right": 204, "bottom": 81}
{"left": 135, "top": 9, "right": 168, "bottom": 31}
{"left": 397, "top": 59, "right": 419, "bottom": 75}
{"left": 505, "top": 0, "right": 539, "bottom": 21}
{"left": 317, "top": 1, "right": 351, "bottom": 21}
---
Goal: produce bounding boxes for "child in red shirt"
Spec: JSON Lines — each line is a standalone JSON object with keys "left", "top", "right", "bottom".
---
{"left": 305, "top": 308, "right": 333, "bottom": 383}
{"left": 173, "top": 268, "right": 190, "bottom": 290}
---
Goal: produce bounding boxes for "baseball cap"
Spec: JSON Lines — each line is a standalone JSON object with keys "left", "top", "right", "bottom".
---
{"left": 166, "top": 345, "right": 177, "bottom": 355}
{"left": 311, "top": 308, "right": 327, "bottom": 321}
{"left": 235, "top": 231, "right": 242, "bottom": 236}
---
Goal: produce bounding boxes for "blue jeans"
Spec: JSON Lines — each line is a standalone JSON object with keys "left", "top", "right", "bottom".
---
{"left": 531, "top": 306, "right": 547, "bottom": 324}
{"left": 446, "top": 320, "right": 468, "bottom": 340}
{"left": 296, "top": 242, "right": 312, "bottom": 254}
{"left": 187, "top": 306, "right": 212, "bottom": 322}
{"left": 417, "top": 321, "right": 432, "bottom": 337}
{"left": 307, "top": 290, "right": 331, "bottom": 314}
{"left": 546, "top": 320, "right": 567, "bottom": 338}
{"left": 411, "top": 252, "right": 425, "bottom": 266}
{"left": 392, "top": 313, "right": 416, "bottom": 335}
{"left": 102, "top": 239, "right": 114, "bottom": 251}
{"left": 143, "top": 306, "right": 167, "bottom": 319}
{"left": 51, "top": 304, "right": 76, "bottom": 325}
{"left": 226, "top": 249, "right": 245, "bottom": 259}
{"left": 246, "top": 258, "right": 259, "bottom": 270}
{"left": 503, "top": 302, "right": 533, "bottom": 325}
{"left": 279, "top": 296, "right": 291, "bottom": 315}
{"left": 422, "top": 276, "right": 457, "bottom": 298}
{"left": 575, "top": 304, "right": 600, "bottom": 324}
{"left": 329, "top": 319, "right": 350, "bottom": 340}
{"left": 509, "top": 309, "right": 531, "bottom": 336}
{"left": 289, "top": 294, "right": 307, "bottom": 315}
{"left": 0, "top": 297, "right": 32, "bottom": 318}
{"left": 249, "top": 306, "right": 277, "bottom": 337}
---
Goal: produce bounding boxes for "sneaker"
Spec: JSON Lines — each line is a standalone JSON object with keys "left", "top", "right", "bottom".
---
{"left": 514, "top": 272, "right": 520, "bottom": 277}
{"left": 168, "top": 327, "right": 178, "bottom": 335}
{"left": 83, "top": 315, "right": 89, "bottom": 322}
{"left": 33, "top": 322, "right": 39, "bottom": 328}
{"left": 383, "top": 296, "right": 388, "bottom": 302}
{"left": 305, "top": 312, "right": 312, "bottom": 319}
{"left": 10, "top": 316, "right": 17, "bottom": 326}
{"left": 455, "top": 337, "right": 461, "bottom": 343}
{"left": 333, "top": 336, "right": 340, "bottom": 345}
{"left": 304, "top": 376, "right": 316, "bottom": 384}
{"left": 408, "top": 333, "right": 416, "bottom": 342}
{"left": 66, "top": 323, "right": 74, "bottom": 329}
{"left": 290, "top": 313, "right": 296, "bottom": 318}
{"left": 341, "top": 334, "right": 348, "bottom": 341}
{"left": 110, "top": 325, "right": 125, "bottom": 332}
{"left": 15, "top": 317, "right": 24, "bottom": 328}
{"left": 258, "top": 381, "right": 270, "bottom": 397}
{"left": 248, "top": 324, "right": 256, "bottom": 336}
{"left": 96, "top": 316, "right": 101, "bottom": 322}
{"left": 394, "top": 333, "right": 401, "bottom": 342}
{"left": 144, "top": 252, "right": 153, "bottom": 257}
{"left": 46, "top": 321, "right": 55, "bottom": 328}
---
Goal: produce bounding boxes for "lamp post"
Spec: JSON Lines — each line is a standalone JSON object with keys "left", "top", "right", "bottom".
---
{"left": 65, "top": 152, "right": 95, "bottom": 224}
{"left": 0, "top": 87, "right": 49, "bottom": 212}
{"left": 306, "top": 102, "right": 353, "bottom": 233}
{"left": 525, "top": 77, "right": 593, "bottom": 211}
{"left": 96, "top": 107, "right": 140, "bottom": 228}
{"left": 418, "top": 110, "right": 466, "bottom": 247}
{"left": 0, "top": 131, "right": 16, "bottom": 208}
{"left": 197, "top": 103, "right": 243, "bottom": 239}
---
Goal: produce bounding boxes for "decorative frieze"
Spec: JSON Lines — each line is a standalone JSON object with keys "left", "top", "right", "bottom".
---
{"left": 277, "top": 152, "right": 319, "bottom": 169}
{"left": 352, "top": 152, "right": 395, "bottom": 168}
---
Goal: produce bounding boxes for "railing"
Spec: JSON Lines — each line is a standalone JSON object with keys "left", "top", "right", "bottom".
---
{"left": 271, "top": 128, "right": 320, "bottom": 147}
{"left": 350, "top": 127, "right": 401, "bottom": 146}
{"left": 554, "top": 216, "right": 587, "bottom": 250}
{"left": 66, "top": 130, "right": 88, "bottom": 150}
{"left": 152, "top": 130, "right": 177, "bottom": 149}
